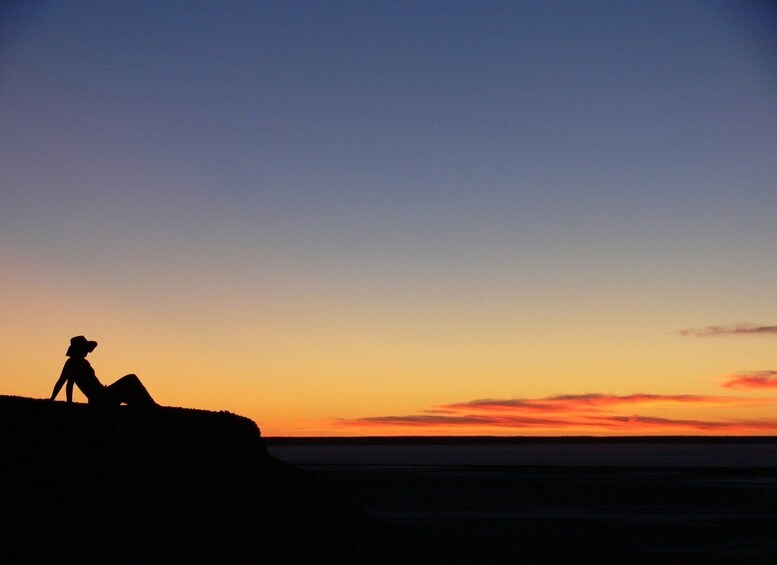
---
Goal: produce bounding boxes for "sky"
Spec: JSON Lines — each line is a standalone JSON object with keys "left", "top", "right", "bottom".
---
{"left": 1, "top": 1, "right": 776, "bottom": 436}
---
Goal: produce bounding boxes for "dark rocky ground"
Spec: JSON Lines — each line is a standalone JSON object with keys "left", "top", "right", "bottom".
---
{"left": 305, "top": 462, "right": 777, "bottom": 564}
{"left": 6, "top": 394, "right": 777, "bottom": 564}
{"left": 0, "top": 396, "right": 420, "bottom": 563}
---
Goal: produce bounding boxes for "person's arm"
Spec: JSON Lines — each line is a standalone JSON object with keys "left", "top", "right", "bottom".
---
{"left": 66, "top": 379, "right": 74, "bottom": 403}
{"left": 50, "top": 366, "right": 67, "bottom": 400}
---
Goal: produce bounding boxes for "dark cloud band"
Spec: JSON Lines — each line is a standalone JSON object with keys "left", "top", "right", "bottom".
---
{"left": 680, "top": 325, "right": 777, "bottom": 337}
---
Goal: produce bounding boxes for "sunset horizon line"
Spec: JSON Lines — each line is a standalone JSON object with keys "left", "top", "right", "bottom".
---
{"left": 264, "top": 434, "right": 777, "bottom": 442}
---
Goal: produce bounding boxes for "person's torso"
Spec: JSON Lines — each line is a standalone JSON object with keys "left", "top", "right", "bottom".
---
{"left": 65, "top": 357, "right": 103, "bottom": 399}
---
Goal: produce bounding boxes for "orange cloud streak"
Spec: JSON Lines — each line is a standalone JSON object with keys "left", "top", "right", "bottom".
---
{"left": 335, "top": 392, "right": 777, "bottom": 435}
{"left": 444, "top": 393, "right": 754, "bottom": 412}
{"left": 723, "top": 371, "right": 777, "bottom": 390}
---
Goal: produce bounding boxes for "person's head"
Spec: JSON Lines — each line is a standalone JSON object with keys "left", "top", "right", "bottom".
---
{"left": 66, "top": 335, "right": 97, "bottom": 358}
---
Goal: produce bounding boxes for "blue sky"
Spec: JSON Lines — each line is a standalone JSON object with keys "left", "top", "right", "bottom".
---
{"left": 2, "top": 1, "right": 776, "bottom": 434}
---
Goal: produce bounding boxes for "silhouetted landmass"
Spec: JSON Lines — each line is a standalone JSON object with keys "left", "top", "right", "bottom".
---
{"left": 310, "top": 464, "right": 777, "bottom": 563}
{"left": 269, "top": 438, "right": 777, "bottom": 563}
{"left": 0, "top": 396, "right": 418, "bottom": 564}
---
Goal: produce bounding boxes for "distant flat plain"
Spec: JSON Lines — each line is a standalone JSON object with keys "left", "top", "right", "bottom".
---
{"left": 268, "top": 438, "right": 777, "bottom": 563}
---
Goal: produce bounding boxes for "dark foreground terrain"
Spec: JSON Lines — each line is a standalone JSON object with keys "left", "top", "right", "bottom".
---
{"left": 6, "top": 396, "right": 777, "bottom": 565}
{"left": 0, "top": 396, "right": 417, "bottom": 563}
{"left": 268, "top": 438, "right": 777, "bottom": 564}
{"left": 304, "top": 463, "right": 777, "bottom": 564}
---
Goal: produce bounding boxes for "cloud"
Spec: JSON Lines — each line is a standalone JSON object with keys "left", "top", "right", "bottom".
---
{"left": 680, "top": 324, "right": 777, "bottom": 338}
{"left": 342, "top": 415, "right": 497, "bottom": 426}
{"left": 723, "top": 371, "right": 777, "bottom": 390}
{"left": 339, "top": 414, "right": 564, "bottom": 428}
{"left": 595, "top": 415, "right": 777, "bottom": 432}
{"left": 445, "top": 393, "right": 754, "bottom": 412}
{"left": 335, "top": 392, "right": 777, "bottom": 435}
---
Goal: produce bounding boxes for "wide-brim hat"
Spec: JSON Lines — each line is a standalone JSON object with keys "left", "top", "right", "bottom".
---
{"left": 66, "top": 335, "right": 98, "bottom": 356}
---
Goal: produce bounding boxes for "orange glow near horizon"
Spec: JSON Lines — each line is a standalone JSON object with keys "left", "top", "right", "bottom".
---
{"left": 4, "top": 257, "right": 777, "bottom": 438}
{"left": 327, "top": 392, "right": 777, "bottom": 437}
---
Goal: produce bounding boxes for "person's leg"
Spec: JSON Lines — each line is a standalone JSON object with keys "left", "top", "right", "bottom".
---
{"left": 104, "top": 374, "right": 157, "bottom": 407}
{"left": 89, "top": 387, "right": 120, "bottom": 408}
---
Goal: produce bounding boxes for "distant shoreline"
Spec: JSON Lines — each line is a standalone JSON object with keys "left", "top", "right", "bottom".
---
{"left": 265, "top": 435, "right": 777, "bottom": 445}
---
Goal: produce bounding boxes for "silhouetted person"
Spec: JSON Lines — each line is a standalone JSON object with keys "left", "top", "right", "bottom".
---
{"left": 50, "top": 335, "right": 158, "bottom": 408}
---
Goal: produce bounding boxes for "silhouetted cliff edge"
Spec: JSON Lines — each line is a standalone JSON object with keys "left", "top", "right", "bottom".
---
{"left": 0, "top": 396, "right": 415, "bottom": 563}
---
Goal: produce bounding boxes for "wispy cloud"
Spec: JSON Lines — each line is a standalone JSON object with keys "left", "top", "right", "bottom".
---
{"left": 723, "top": 371, "right": 777, "bottom": 390}
{"left": 335, "top": 392, "right": 777, "bottom": 435}
{"left": 447, "top": 393, "right": 745, "bottom": 412}
{"left": 679, "top": 324, "right": 777, "bottom": 338}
